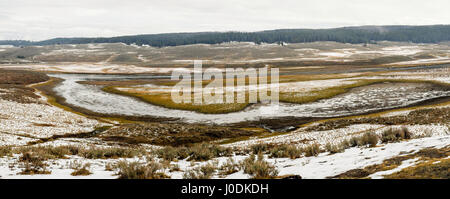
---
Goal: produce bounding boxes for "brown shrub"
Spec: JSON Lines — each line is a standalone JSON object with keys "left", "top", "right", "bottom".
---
{"left": 116, "top": 160, "right": 167, "bottom": 179}
{"left": 183, "top": 162, "right": 217, "bottom": 179}
{"left": 325, "top": 143, "right": 346, "bottom": 154}
{"left": 384, "top": 159, "right": 450, "bottom": 179}
{"left": 70, "top": 162, "right": 92, "bottom": 176}
{"left": 154, "top": 143, "right": 232, "bottom": 162}
{"left": 219, "top": 158, "right": 240, "bottom": 175}
{"left": 251, "top": 143, "right": 271, "bottom": 154}
{"left": 79, "top": 146, "right": 147, "bottom": 159}
{"left": 0, "top": 70, "right": 49, "bottom": 85}
{"left": 155, "top": 146, "right": 189, "bottom": 161}
{"left": 18, "top": 152, "right": 50, "bottom": 175}
{"left": 304, "top": 143, "right": 321, "bottom": 157}
{"left": 269, "top": 144, "right": 303, "bottom": 159}
{"left": 0, "top": 146, "right": 12, "bottom": 157}
{"left": 381, "top": 127, "right": 412, "bottom": 143}
{"left": 240, "top": 153, "right": 279, "bottom": 179}
{"left": 359, "top": 132, "right": 379, "bottom": 147}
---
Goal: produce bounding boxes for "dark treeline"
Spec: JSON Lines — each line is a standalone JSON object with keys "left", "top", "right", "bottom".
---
{"left": 1, "top": 25, "right": 450, "bottom": 47}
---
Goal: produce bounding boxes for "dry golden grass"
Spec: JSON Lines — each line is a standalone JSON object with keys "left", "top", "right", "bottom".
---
{"left": 281, "top": 78, "right": 448, "bottom": 104}
{"left": 12, "top": 145, "right": 148, "bottom": 160}
{"left": 103, "top": 77, "right": 448, "bottom": 114}
{"left": 103, "top": 86, "right": 249, "bottom": 114}
{"left": 330, "top": 146, "right": 450, "bottom": 179}
{"left": 278, "top": 78, "right": 382, "bottom": 104}
{"left": 278, "top": 72, "right": 366, "bottom": 83}
{"left": 384, "top": 159, "right": 450, "bottom": 179}
{"left": 99, "top": 72, "right": 365, "bottom": 114}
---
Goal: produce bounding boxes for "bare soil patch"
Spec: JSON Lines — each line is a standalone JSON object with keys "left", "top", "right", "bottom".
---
{"left": 0, "top": 69, "right": 49, "bottom": 103}
{"left": 0, "top": 69, "right": 49, "bottom": 85}
{"left": 102, "top": 123, "right": 260, "bottom": 146}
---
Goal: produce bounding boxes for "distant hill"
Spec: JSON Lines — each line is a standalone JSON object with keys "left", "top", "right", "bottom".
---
{"left": 1, "top": 25, "right": 450, "bottom": 47}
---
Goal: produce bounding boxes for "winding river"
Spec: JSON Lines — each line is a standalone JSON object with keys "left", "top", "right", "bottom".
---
{"left": 48, "top": 73, "right": 450, "bottom": 124}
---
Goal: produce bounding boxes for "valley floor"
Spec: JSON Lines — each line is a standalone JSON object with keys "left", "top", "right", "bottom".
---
{"left": 0, "top": 61, "right": 449, "bottom": 179}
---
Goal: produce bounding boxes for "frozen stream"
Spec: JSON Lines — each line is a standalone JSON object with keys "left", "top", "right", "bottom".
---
{"left": 49, "top": 74, "right": 450, "bottom": 124}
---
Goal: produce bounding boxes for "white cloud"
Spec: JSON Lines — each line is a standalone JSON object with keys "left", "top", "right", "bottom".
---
{"left": 0, "top": 0, "right": 449, "bottom": 40}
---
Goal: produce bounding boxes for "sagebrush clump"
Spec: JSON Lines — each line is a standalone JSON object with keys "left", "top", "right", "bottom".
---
{"left": 18, "top": 151, "right": 50, "bottom": 175}
{"left": 304, "top": 143, "right": 321, "bottom": 157}
{"left": 251, "top": 143, "right": 271, "bottom": 154}
{"left": 183, "top": 162, "right": 217, "bottom": 179}
{"left": 240, "top": 153, "right": 279, "bottom": 179}
{"left": 219, "top": 158, "right": 240, "bottom": 175}
{"left": 269, "top": 144, "right": 303, "bottom": 159}
{"left": 156, "top": 143, "right": 232, "bottom": 162}
{"left": 70, "top": 161, "right": 92, "bottom": 176}
{"left": 325, "top": 143, "right": 346, "bottom": 154}
{"left": 381, "top": 127, "right": 412, "bottom": 143}
{"left": 0, "top": 146, "right": 12, "bottom": 157}
{"left": 359, "top": 132, "right": 379, "bottom": 147}
{"left": 116, "top": 160, "right": 167, "bottom": 179}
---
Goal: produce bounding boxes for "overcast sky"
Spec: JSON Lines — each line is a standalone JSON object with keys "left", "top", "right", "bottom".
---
{"left": 1, "top": 0, "right": 449, "bottom": 41}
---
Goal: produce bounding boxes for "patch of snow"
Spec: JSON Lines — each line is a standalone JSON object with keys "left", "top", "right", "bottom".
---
{"left": 0, "top": 63, "right": 201, "bottom": 74}
{"left": 369, "top": 158, "right": 420, "bottom": 179}
{"left": 273, "top": 135, "right": 450, "bottom": 179}
{"left": 0, "top": 98, "right": 102, "bottom": 140}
